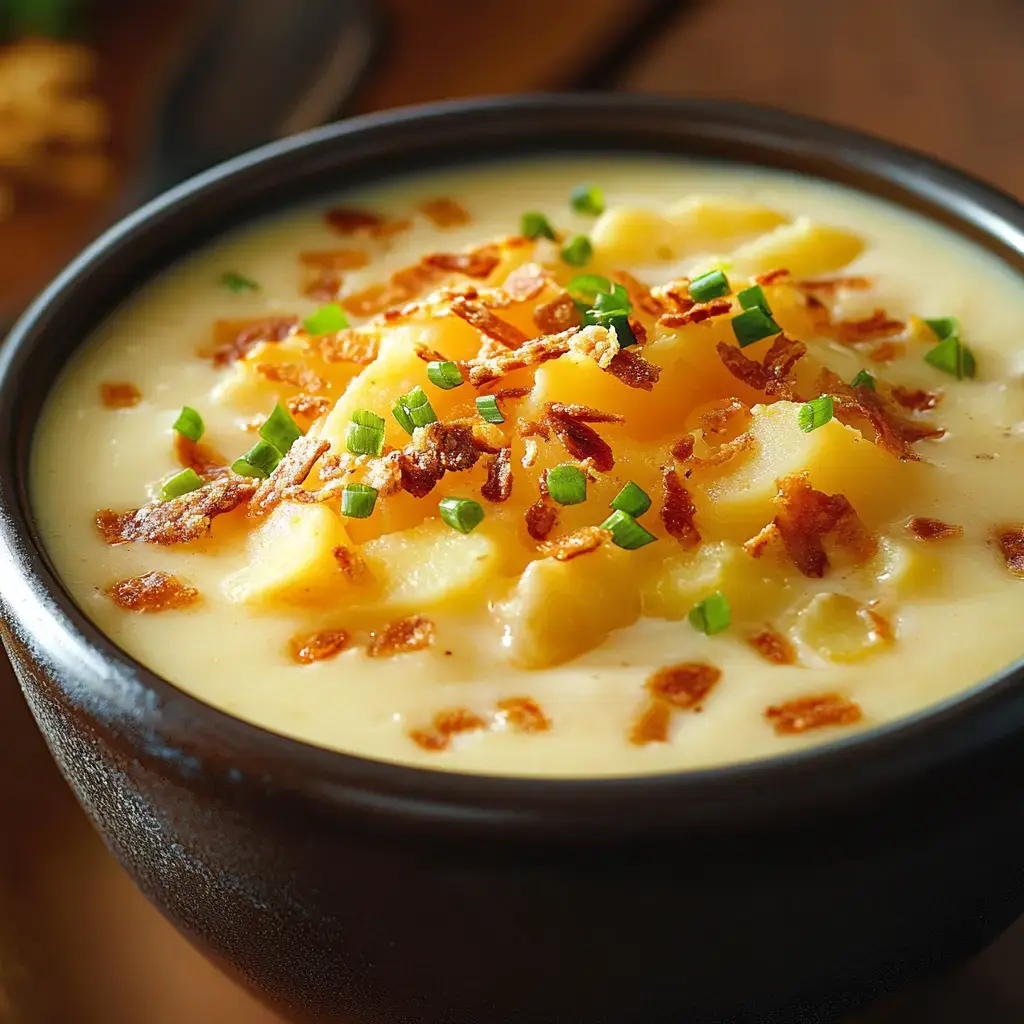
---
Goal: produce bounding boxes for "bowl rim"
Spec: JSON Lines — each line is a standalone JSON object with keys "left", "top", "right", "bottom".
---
{"left": 3, "top": 92, "right": 1024, "bottom": 837}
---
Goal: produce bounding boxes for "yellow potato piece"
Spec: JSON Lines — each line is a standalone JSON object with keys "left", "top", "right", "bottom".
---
{"left": 225, "top": 501, "right": 354, "bottom": 608}
{"left": 668, "top": 197, "right": 789, "bottom": 247}
{"left": 495, "top": 545, "right": 643, "bottom": 669}
{"left": 589, "top": 206, "right": 677, "bottom": 264}
{"left": 868, "top": 536, "right": 945, "bottom": 597}
{"left": 788, "top": 592, "right": 891, "bottom": 663}
{"left": 731, "top": 217, "right": 864, "bottom": 278}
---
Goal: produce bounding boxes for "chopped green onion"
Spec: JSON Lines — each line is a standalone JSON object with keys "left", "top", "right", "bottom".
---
{"left": 561, "top": 234, "right": 593, "bottom": 267}
{"left": 172, "top": 406, "right": 204, "bottom": 442}
{"left": 476, "top": 395, "right": 505, "bottom": 424}
{"left": 392, "top": 400, "right": 415, "bottom": 435}
{"left": 426, "top": 360, "right": 464, "bottom": 390}
{"left": 923, "top": 317, "right": 976, "bottom": 380}
{"left": 160, "top": 468, "right": 204, "bottom": 502}
{"left": 592, "top": 284, "right": 632, "bottom": 316}
{"left": 439, "top": 497, "right": 484, "bottom": 534}
{"left": 341, "top": 483, "right": 377, "bottom": 519}
{"left": 798, "top": 395, "right": 834, "bottom": 433}
{"left": 570, "top": 184, "right": 605, "bottom": 216}
{"left": 303, "top": 302, "right": 349, "bottom": 335}
{"left": 345, "top": 409, "right": 386, "bottom": 457}
{"left": 737, "top": 284, "right": 771, "bottom": 315}
{"left": 600, "top": 509, "right": 657, "bottom": 550}
{"left": 567, "top": 274, "right": 612, "bottom": 304}
{"left": 731, "top": 306, "right": 782, "bottom": 348}
{"left": 521, "top": 212, "right": 556, "bottom": 241}
{"left": 605, "top": 313, "right": 637, "bottom": 347}
{"left": 398, "top": 386, "right": 437, "bottom": 429}
{"left": 221, "top": 270, "right": 259, "bottom": 293}
{"left": 689, "top": 269, "right": 731, "bottom": 303}
{"left": 232, "top": 440, "right": 282, "bottom": 479}
{"left": 688, "top": 591, "right": 731, "bottom": 635}
{"left": 352, "top": 409, "right": 385, "bottom": 431}
{"left": 259, "top": 402, "right": 302, "bottom": 454}
{"left": 547, "top": 464, "right": 588, "bottom": 506}
{"left": 610, "top": 481, "right": 651, "bottom": 518}
{"left": 850, "top": 369, "right": 876, "bottom": 390}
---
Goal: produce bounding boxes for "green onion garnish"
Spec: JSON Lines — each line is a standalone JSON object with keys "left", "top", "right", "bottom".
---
{"left": 798, "top": 395, "right": 834, "bottom": 433}
{"left": 731, "top": 306, "right": 782, "bottom": 348}
{"left": 737, "top": 284, "right": 771, "bottom": 315}
{"left": 160, "top": 468, "right": 204, "bottom": 502}
{"left": 561, "top": 234, "right": 593, "bottom": 267}
{"left": 689, "top": 269, "right": 731, "bottom": 303}
{"left": 567, "top": 274, "right": 612, "bottom": 304}
{"left": 600, "top": 509, "right": 657, "bottom": 550}
{"left": 605, "top": 313, "right": 637, "bottom": 347}
{"left": 439, "top": 497, "right": 484, "bottom": 534}
{"left": 923, "top": 317, "right": 976, "bottom": 380}
{"left": 688, "top": 591, "right": 731, "bottom": 635}
{"left": 221, "top": 270, "right": 259, "bottom": 293}
{"left": 341, "top": 483, "right": 378, "bottom": 519}
{"left": 521, "top": 212, "right": 556, "bottom": 241}
{"left": 232, "top": 440, "right": 283, "bottom": 479}
{"left": 592, "top": 284, "right": 632, "bottom": 316}
{"left": 610, "top": 481, "right": 651, "bottom": 518}
{"left": 259, "top": 402, "right": 302, "bottom": 455}
{"left": 398, "top": 386, "right": 437, "bottom": 429}
{"left": 570, "top": 184, "right": 605, "bottom": 216}
{"left": 850, "top": 369, "right": 876, "bottom": 390}
{"left": 393, "top": 400, "right": 415, "bottom": 435}
{"left": 345, "top": 409, "right": 386, "bottom": 456}
{"left": 426, "top": 360, "right": 464, "bottom": 390}
{"left": 476, "top": 395, "right": 505, "bottom": 424}
{"left": 547, "top": 464, "right": 588, "bottom": 506}
{"left": 172, "top": 406, "right": 204, "bottom": 442}
{"left": 303, "top": 303, "right": 349, "bottom": 336}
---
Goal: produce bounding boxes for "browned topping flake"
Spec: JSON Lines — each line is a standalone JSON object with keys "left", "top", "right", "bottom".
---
{"left": 290, "top": 629, "right": 351, "bottom": 665}
{"left": 288, "top": 393, "right": 332, "bottom": 423}
{"left": 525, "top": 500, "right": 558, "bottom": 541}
{"left": 716, "top": 335, "right": 805, "bottom": 397}
{"left": 343, "top": 265, "right": 438, "bottom": 319}
{"left": 628, "top": 316, "right": 648, "bottom": 346}
{"left": 992, "top": 525, "right": 1024, "bottom": 578}
{"left": 300, "top": 248, "right": 369, "bottom": 270}
{"left": 303, "top": 267, "right": 345, "bottom": 302}
{"left": 766, "top": 693, "right": 863, "bottom": 735}
{"left": 396, "top": 422, "right": 480, "bottom": 499}
{"left": 315, "top": 329, "right": 380, "bottom": 365}
{"left": 173, "top": 433, "right": 227, "bottom": 478}
{"left": 749, "top": 628, "right": 797, "bottom": 666}
{"left": 754, "top": 268, "right": 791, "bottom": 286}
{"left": 689, "top": 432, "right": 756, "bottom": 472}
{"left": 410, "top": 707, "right": 486, "bottom": 751}
{"left": 451, "top": 296, "right": 529, "bottom": 349}
{"left": 481, "top": 446, "right": 513, "bottom": 503}
{"left": 797, "top": 274, "right": 870, "bottom": 293}
{"left": 907, "top": 516, "right": 963, "bottom": 541}
{"left": 105, "top": 570, "right": 199, "bottom": 612}
{"left": 536, "top": 525, "right": 612, "bottom": 562}
{"left": 672, "top": 435, "right": 695, "bottom": 462}
{"left": 326, "top": 207, "right": 411, "bottom": 237}
{"left": 100, "top": 381, "right": 141, "bottom": 408}
{"left": 498, "top": 696, "right": 551, "bottom": 733}
{"left": 743, "top": 521, "right": 780, "bottom": 559}
{"left": 832, "top": 309, "right": 905, "bottom": 343}
{"left": 612, "top": 269, "right": 667, "bottom": 317}
{"left": 368, "top": 614, "right": 437, "bottom": 657}
{"left": 543, "top": 402, "right": 620, "bottom": 472}
{"left": 333, "top": 545, "right": 369, "bottom": 581}
{"left": 648, "top": 662, "right": 721, "bottom": 710}
{"left": 502, "top": 262, "right": 550, "bottom": 302}
{"left": 661, "top": 468, "right": 700, "bottom": 548}
{"left": 651, "top": 279, "right": 695, "bottom": 314}
{"left": 605, "top": 348, "right": 661, "bottom": 391}
{"left": 418, "top": 197, "right": 471, "bottom": 228}
{"left": 211, "top": 316, "right": 300, "bottom": 366}
{"left": 423, "top": 243, "right": 501, "bottom": 279}
{"left": 629, "top": 699, "right": 672, "bottom": 745}
{"left": 255, "top": 362, "right": 325, "bottom": 392}
{"left": 868, "top": 341, "right": 906, "bottom": 363}
{"left": 762, "top": 333, "right": 807, "bottom": 384}
{"left": 467, "top": 327, "right": 577, "bottom": 386}
{"left": 700, "top": 399, "right": 751, "bottom": 436}
{"left": 97, "top": 476, "right": 257, "bottom": 545}
{"left": 495, "top": 386, "right": 533, "bottom": 402}
{"left": 867, "top": 609, "right": 895, "bottom": 644}
{"left": 891, "top": 385, "right": 941, "bottom": 411}
{"left": 658, "top": 297, "right": 732, "bottom": 329}
{"left": 249, "top": 436, "right": 330, "bottom": 517}
{"left": 533, "top": 291, "right": 581, "bottom": 335}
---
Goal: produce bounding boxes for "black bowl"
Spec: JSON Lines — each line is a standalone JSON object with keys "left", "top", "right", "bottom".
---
{"left": 3, "top": 95, "right": 1024, "bottom": 1024}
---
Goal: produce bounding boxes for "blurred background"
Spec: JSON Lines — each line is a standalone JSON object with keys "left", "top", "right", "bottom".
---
{"left": 2, "top": 1, "right": 1023, "bottom": 1021}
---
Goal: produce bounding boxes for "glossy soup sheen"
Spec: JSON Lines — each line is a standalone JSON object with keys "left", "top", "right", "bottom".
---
{"left": 31, "top": 157, "right": 1024, "bottom": 777}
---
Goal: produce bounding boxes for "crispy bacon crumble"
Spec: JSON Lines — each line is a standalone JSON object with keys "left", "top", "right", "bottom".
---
{"left": 410, "top": 707, "right": 486, "bottom": 751}
{"left": 418, "top": 197, "right": 471, "bottom": 228}
{"left": 543, "top": 402, "right": 620, "bottom": 472}
{"left": 661, "top": 468, "right": 700, "bottom": 548}
{"left": 105, "top": 570, "right": 200, "bottom": 612}
{"left": 211, "top": 317, "right": 299, "bottom": 366}
{"left": 647, "top": 662, "right": 722, "bottom": 710}
{"left": 766, "top": 693, "right": 863, "bottom": 735}
{"left": 629, "top": 699, "right": 672, "bottom": 745}
{"left": 249, "top": 436, "right": 330, "bottom": 517}
{"left": 498, "top": 697, "right": 551, "bottom": 733}
{"left": 533, "top": 291, "right": 581, "bottom": 334}
{"left": 100, "top": 381, "right": 141, "bottom": 409}
{"left": 290, "top": 629, "right": 351, "bottom": 664}
{"left": 992, "top": 525, "right": 1024, "bottom": 578}
{"left": 749, "top": 628, "right": 797, "bottom": 666}
{"left": 368, "top": 614, "right": 436, "bottom": 657}
{"left": 536, "top": 526, "right": 611, "bottom": 562}
{"left": 480, "top": 446, "right": 513, "bottom": 503}
{"left": 906, "top": 516, "right": 963, "bottom": 542}
{"left": 606, "top": 348, "right": 661, "bottom": 391}
{"left": 525, "top": 500, "right": 558, "bottom": 541}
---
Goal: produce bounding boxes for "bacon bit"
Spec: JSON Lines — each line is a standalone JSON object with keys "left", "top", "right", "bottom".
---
{"left": 533, "top": 291, "right": 581, "bottom": 334}
{"left": 249, "top": 436, "right": 330, "bottom": 517}
{"left": 545, "top": 403, "right": 624, "bottom": 424}
{"left": 891, "top": 385, "right": 941, "bottom": 411}
{"left": 689, "top": 432, "right": 756, "bottom": 472}
{"left": 543, "top": 403, "right": 620, "bottom": 472}
{"left": 526, "top": 500, "right": 557, "bottom": 541}
{"left": 658, "top": 297, "right": 732, "bottom": 329}
{"left": 749, "top": 628, "right": 797, "bottom": 666}
{"left": 419, "top": 197, "right": 471, "bottom": 228}
{"left": 481, "top": 447, "right": 513, "bottom": 503}
{"left": 743, "top": 521, "right": 780, "bottom": 559}
{"left": 570, "top": 324, "right": 619, "bottom": 369}
{"left": 333, "top": 545, "right": 369, "bottom": 582}
{"left": 343, "top": 262, "right": 443, "bottom": 319}
{"left": 650, "top": 279, "right": 694, "bottom": 314}
{"left": 629, "top": 699, "right": 671, "bottom": 745}
{"left": 672, "top": 435, "right": 695, "bottom": 462}
{"left": 450, "top": 296, "right": 528, "bottom": 349}
{"left": 300, "top": 249, "right": 369, "bottom": 270}
{"left": 772, "top": 473, "right": 877, "bottom": 578}
{"left": 628, "top": 316, "right": 648, "bottom": 346}
{"left": 797, "top": 275, "right": 870, "bottom": 293}
{"left": 814, "top": 306, "right": 905, "bottom": 344}
{"left": 762, "top": 333, "right": 807, "bottom": 384}
{"left": 495, "top": 386, "right": 533, "bottom": 402}
{"left": 325, "top": 207, "right": 410, "bottom": 237}
{"left": 717, "top": 341, "right": 769, "bottom": 390}
{"left": 96, "top": 476, "right": 257, "bottom": 545}
{"left": 536, "top": 525, "right": 611, "bottom": 562}
{"left": 699, "top": 398, "right": 752, "bottom": 436}
{"left": 100, "top": 381, "right": 141, "bottom": 408}
{"left": 766, "top": 693, "right": 863, "bottom": 735}
{"left": 907, "top": 516, "right": 963, "bottom": 541}
{"left": 303, "top": 267, "right": 345, "bottom": 301}
{"left": 211, "top": 317, "right": 300, "bottom": 366}
{"left": 606, "top": 348, "right": 661, "bottom": 391}
{"left": 410, "top": 707, "right": 486, "bottom": 751}
{"left": 648, "top": 662, "right": 721, "bottom": 710}
{"left": 867, "top": 609, "right": 895, "bottom": 644}
{"left": 661, "top": 468, "right": 700, "bottom": 548}
{"left": 497, "top": 697, "right": 551, "bottom": 733}
{"left": 612, "top": 269, "right": 667, "bottom": 317}
{"left": 517, "top": 417, "right": 551, "bottom": 440}
{"left": 255, "top": 362, "right": 325, "bottom": 392}
{"left": 399, "top": 422, "right": 479, "bottom": 498}
{"left": 423, "top": 243, "right": 501, "bottom": 279}
{"left": 868, "top": 340, "right": 905, "bottom": 363}
{"left": 290, "top": 629, "right": 351, "bottom": 664}
{"left": 105, "top": 570, "right": 200, "bottom": 612}
{"left": 174, "top": 433, "right": 227, "bottom": 477}
{"left": 754, "top": 268, "right": 791, "bottom": 286}
{"left": 467, "top": 327, "right": 577, "bottom": 387}
{"left": 287, "top": 393, "right": 332, "bottom": 424}
{"left": 991, "top": 525, "right": 1024, "bottom": 578}
{"left": 502, "top": 262, "right": 549, "bottom": 302}
{"left": 316, "top": 329, "right": 379, "bottom": 364}
{"left": 368, "top": 614, "right": 437, "bottom": 657}
{"left": 716, "top": 335, "right": 807, "bottom": 399}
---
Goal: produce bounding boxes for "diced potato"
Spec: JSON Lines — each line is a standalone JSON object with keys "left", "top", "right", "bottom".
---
{"left": 225, "top": 502, "right": 356, "bottom": 608}
{"left": 495, "top": 545, "right": 643, "bottom": 668}
{"left": 731, "top": 217, "right": 864, "bottom": 278}
{"left": 867, "top": 536, "right": 945, "bottom": 597}
{"left": 788, "top": 592, "right": 891, "bottom": 662}
{"left": 668, "top": 197, "right": 789, "bottom": 247}
{"left": 361, "top": 518, "right": 504, "bottom": 612}
{"left": 693, "top": 401, "right": 912, "bottom": 539}
{"left": 590, "top": 207, "right": 677, "bottom": 264}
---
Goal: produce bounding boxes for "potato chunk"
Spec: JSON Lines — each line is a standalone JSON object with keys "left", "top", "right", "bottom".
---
{"left": 732, "top": 217, "right": 864, "bottom": 278}
{"left": 788, "top": 592, "right": 892, "bottom": 662}
{"left": 589, "top": 206, "right": 677, "bottom": 264}
{"left": 867, "top": 536, "right": 945, "bottom": 597}
{"left": 668, "top": 197, "right": 789, "bottom": 247}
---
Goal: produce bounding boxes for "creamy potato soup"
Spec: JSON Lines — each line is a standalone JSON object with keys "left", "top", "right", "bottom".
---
{"left": 31, "top": 157, "right": 1024, "bottom": 776}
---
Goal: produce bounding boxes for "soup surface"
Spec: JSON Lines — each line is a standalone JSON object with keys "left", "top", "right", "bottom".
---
{"left": 32, "top": 156, "right": 1024, "bottom": 777}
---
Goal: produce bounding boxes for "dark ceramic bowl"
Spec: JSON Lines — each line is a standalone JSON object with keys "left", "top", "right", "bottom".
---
{"left": 2, "top": 95, "right": 1024, "bottom": 1024}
